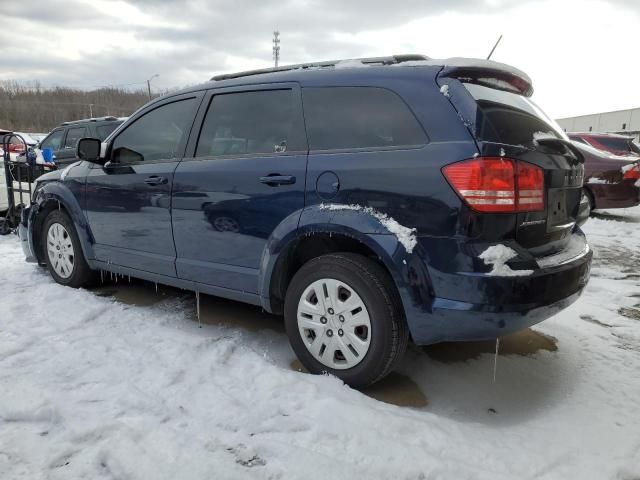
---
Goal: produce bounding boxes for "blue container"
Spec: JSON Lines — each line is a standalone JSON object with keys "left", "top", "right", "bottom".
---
{"left": 42, "top": 148, "right": 53, "bottom": 163}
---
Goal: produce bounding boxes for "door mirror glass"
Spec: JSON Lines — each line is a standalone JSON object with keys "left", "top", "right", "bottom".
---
{"left": 112, "top": 146, "right": 144, "bottom": 164}
{"left": 77, "top": 137, "right": 102, "bottom": 163}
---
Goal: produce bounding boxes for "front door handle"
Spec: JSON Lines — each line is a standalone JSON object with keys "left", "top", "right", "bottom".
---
{"left": 259, "top": 174, "right": 296, "bottom": 186}
{"left": 144, "top": 175, "right": 168, "bottom": 186}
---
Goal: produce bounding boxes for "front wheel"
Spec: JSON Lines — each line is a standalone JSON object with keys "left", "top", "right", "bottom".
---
{"left": 284, "top": 253, "right": 408, "bottom": 388}
{"left": 42, "top": 210, "right": 96, "bottom": 288}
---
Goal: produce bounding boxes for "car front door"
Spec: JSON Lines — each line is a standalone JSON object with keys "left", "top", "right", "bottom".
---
{"left": 172, "top": 85, "right": 308, "bottom": 293}
{"left": 39, "top": 128, "right": 65, "bottom": 163}
{"left": 85, "top": 93, "right": 202, "bottom": 277}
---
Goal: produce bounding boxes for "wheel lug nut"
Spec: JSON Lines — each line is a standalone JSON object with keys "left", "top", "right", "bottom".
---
{"left": 320, "top": 317, "right": 327, "bottom": 324}
{"left": 326, "top": 329, "right": 333, "bottom": 337}
{"left": 339, "top": 315, "right": 344, "bottom": 322}
{"left": 328, "top": 308, "right": 334, "bottom": 314}
{"left": 338, "top": 329, "right": 343, "bottom": 336}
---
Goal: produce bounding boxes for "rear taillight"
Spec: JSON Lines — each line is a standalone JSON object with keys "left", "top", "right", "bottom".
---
{"left": 442, "top": 157, "right": 545, "bottom": 213}
{"left": 8, "top": 143, "right": 25, "bottom": 153}
{"left": 622, "top": 163, "right": 640, "bottom": 180}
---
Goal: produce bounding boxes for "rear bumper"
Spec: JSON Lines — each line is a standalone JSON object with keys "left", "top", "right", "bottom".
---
{"left": 587, "top": 180, "right": 640, "bottom": 209}
{"left": 405, "top": 229, "right": 592, "bottom": 345}
{"left": 18, "top": 206, "right": 37, "bottom": 263}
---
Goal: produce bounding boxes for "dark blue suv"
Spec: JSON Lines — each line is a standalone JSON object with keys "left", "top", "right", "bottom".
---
{"left": 18, "top": 55, "right": 592, "bottom": 387}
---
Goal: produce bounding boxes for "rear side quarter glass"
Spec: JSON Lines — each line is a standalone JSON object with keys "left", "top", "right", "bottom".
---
{"left": 302, "top": 86, "right": 428, "bottom": 151}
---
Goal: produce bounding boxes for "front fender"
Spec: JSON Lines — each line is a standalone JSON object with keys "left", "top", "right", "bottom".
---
{"left": 32, "top": 181, "right": 95, "bottom": 262}
{"left": 258, "top": 204, "right": 435, "bottom": 328}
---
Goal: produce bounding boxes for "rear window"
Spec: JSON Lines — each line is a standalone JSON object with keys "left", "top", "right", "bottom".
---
{"left": 302, "top": 87, "right": 427, "bottom": 151}
{"left": 584, "top": 136, "right": 640, "bottom": 155}
{"left": 464, "top": 83, "right": 565, "bottom": 146}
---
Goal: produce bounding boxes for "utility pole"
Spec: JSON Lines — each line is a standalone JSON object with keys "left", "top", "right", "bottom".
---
{"left": 272, "top": 31, "right": 280, "bottom": 67}
{"left": 88, "top": 103, "right": 93, "bottom": 118}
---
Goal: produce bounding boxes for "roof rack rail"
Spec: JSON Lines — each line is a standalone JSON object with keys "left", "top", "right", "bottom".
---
{"left": 210, "top": 54, "right": 429, "bottom": 81}
{"left": 61, "top": 116, "right": 118, "bottom": 126}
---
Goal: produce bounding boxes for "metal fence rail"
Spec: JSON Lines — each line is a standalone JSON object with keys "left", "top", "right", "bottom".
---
{"left": 1, "top": 133, "right": 56, "bottom": 234}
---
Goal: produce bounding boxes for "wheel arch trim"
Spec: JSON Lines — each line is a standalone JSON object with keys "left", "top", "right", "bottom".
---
{"left": 257, "top": 206, "right": 435, "bottom": 334}
{"left": 31, "top": 182, "right": 96, "bottom": 263}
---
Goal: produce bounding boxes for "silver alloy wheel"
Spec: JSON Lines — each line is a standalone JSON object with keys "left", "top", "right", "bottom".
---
{"left": 46, "top": 222, "right": 74, "bottom": 279}
{"left": 297, "top": 278, "right": 372, "bottom": 370}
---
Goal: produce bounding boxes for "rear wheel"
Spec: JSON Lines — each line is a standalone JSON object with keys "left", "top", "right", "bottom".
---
{"left": 42, "top": 210, "right": 95, "bottom": 288}
{"left": 284, "top": 253, "right": 408, "bottom": 388}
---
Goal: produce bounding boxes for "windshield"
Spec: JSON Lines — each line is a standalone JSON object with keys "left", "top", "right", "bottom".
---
{"left": 463, "top": 82, "right": 567, "bottom": 146}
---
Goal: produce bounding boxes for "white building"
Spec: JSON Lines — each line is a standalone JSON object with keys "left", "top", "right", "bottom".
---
{"left": 556, "top": 107, "right": 640, "bottom": 141}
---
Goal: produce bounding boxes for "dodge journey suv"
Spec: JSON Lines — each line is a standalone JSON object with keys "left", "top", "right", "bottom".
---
{"left": 19, "top": 55, "right": 592, "bottom": 387}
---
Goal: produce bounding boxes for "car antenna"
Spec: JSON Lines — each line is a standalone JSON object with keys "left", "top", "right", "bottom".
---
{"left": 486, "top": 34, "right": 503, "bottom": 60}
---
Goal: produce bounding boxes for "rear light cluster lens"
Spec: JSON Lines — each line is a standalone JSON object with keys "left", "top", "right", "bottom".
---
{"left": 443, "top": 157, "right": 545, "bottom": 213}
{"left": 8, "top": 144, "right": 25, "bottom": 153}
{"left": 622, "top": 163, "right": 640, "bottom": 180}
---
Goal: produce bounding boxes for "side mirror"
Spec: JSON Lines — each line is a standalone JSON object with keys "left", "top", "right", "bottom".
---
{"left": 77, "top": 137, "right": 102, "bottom": 164}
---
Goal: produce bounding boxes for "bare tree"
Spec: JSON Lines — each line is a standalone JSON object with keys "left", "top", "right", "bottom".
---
{"left": 0, "top": 81, "right": 151, "bottom": 132}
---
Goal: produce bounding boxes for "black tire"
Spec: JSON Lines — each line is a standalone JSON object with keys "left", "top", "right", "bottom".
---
{"left": 284, "top": 253, "right": 409, "bottom": 388}
{"left": 42, "top": 210, "right": 96, "bottom": 288}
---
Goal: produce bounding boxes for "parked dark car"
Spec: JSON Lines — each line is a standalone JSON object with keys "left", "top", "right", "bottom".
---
{"left": 37, "top": 116, "right": 125, "bottom": 167}
{"left": 569, "top": 132, "right": 640, "bottom": 158}
{"left": 18, "top": 55, "right": 592, "bottom": 387}
{"left": 573, "top": 141, "right": 640, "bottom": 214}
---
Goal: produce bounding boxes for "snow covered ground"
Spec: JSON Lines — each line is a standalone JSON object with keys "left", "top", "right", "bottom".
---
{"left": 1, "top": 208, "right": 639, "bottom": 479}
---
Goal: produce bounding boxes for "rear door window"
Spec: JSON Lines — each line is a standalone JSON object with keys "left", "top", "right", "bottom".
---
{"left": 463, "top": 83, "right": 566, "bottom": 146}
{"left": 63, "top": 127, "right": 87, "bottom": 148}
{"left": 96, "top": 122, "right": 122, "bottom": 140}
{"left": 195, "top": 89, "right": 306, "bottom": 157}
{"left": 302, "top": 87, "right": 427, "bottom": 151}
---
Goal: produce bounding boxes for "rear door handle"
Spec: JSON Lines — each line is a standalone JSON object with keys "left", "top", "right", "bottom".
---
{"left": 259, "top": 174, "right": 296, "bottom": 186}
{"left": 144, "top": 175, "right": 168, "bottom": 186}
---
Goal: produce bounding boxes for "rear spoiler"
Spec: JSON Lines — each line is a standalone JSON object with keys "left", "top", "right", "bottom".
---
{"left": 536, "top": 137, "right": 585, "bottom": 164}
{"left": 416, "top": 57, "right": 534, "bottom": 97}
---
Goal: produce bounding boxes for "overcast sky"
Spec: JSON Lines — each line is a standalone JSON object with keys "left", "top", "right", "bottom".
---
{"left": 1, "top": 0, "right": 639, "bottom": 119}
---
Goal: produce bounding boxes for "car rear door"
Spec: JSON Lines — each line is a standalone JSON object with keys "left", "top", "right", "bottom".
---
{"left": 85, "top": 93, "right": 202, "bottom": 276}
{"left": 55, "top": 126, "right": 87, "bottom": 167}
{"left": 172, "top": 84, "right": 308, "bottom": 293}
